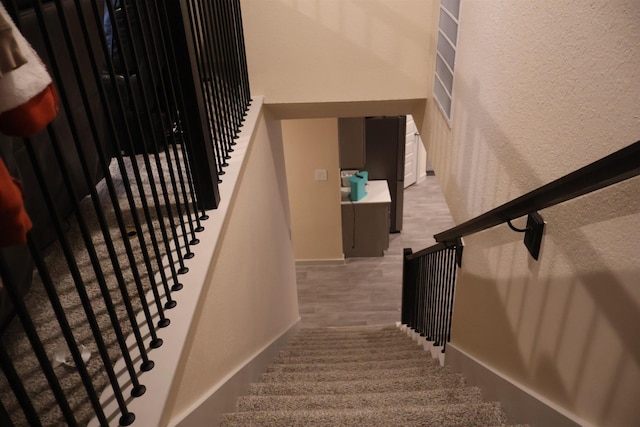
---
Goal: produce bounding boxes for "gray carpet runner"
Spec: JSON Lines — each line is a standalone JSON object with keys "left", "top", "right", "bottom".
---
{"left": 220, "top": 325, "right": 515, "bottom": 426}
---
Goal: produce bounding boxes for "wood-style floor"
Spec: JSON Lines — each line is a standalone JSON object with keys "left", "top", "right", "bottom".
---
{"left": 296, "top": 175, "right": 455, "bottom": 328}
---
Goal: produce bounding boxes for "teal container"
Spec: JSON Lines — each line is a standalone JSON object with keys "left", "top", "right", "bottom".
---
{"left": 348, "top": 173, "right": 367, "bottom": 201}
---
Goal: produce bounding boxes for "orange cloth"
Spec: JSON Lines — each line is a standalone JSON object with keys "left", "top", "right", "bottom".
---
{"left": 0, "top": 157, "right": 32, "bottom": 247}
{"left": 0, "top": 83, "right": 58, "bottom": 137}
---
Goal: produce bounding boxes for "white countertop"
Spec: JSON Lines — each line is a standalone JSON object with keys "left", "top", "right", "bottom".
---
{"left": 340, "top": 180, "right": 391, "bottom": 204}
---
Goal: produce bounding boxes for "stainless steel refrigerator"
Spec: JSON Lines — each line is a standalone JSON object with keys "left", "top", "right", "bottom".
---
{"left": 364, "top": 116, "right": 406, "bottom": 233}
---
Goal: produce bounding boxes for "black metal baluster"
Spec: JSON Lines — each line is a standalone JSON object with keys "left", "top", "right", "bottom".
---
{"left": 224, "top": 0, "right": 244, "bottom": 126}
{"left": 86, "top": 0, "right": 172, "bottom": 327}
{"left": 146, "top": 1, "right": 201, "bottom": 247}
{"left": 444, "top": 247, "right": 459, "bottom": 351}
{"left": 232, "top": 0, "right": 251, "bottom": 111}
{"left": 411, "top": 258, "right": 420, "bottom": 331}
{"left": 426, "top": 252, "right": 436, "bottom": 341}
{"left": 186, "top": 0, "right": 225, "bottom": 177}
{"left": 439, "top": 249, "right": 450, "bottom": 345}
{"left": 105, "top": 0, "right": 183, "bottom": 303}
{"left": 73, "top": 0, "right": 164, "bottom": 349}
{"left": 197, "top": 0, "right": 231, "bottom": 171}
{"left": 417, "top": 256, "right": 426, "bottom": 336}
{"left": 213, "top": 0, "right": 240, "bottom": 155}
{"left": 120, "top": 0, "right": 187, "bottom": 281}
{"left": 0, "top": 396, "right": 15, "bottom": 427}
{"left": 434, "top": 249, "right": 446, "bottom": 346}
{"left": 163, "top": 0, "right": 221, "bottom": 211}
{"left": 23, "top": 138, "right": 135, "bottom": 425}
{"left": 431, "top": 251, "right": 441, "bottom": 345}
{"left": 48, "top": 0, "right": 156, "bottom": 371}
{"left": 28, "top": 127, "right": 146, "bottom": 393}
{"left": 439, "top": 249, "right": 452, "bottom": 349}
{"left": 401, "top": 248, "right": 412, "bottom": 325}
{"left": 129, "top": 1, "right": 192, "bottom": 263}
{"left": 0, "top": 344, "right": 41, "bottom": 427}
{"left": 230, "top": 0, "right": 246, "bottom": 136}
{"left": 421, "top": 255, "right": 429, "bottom": 336}
{"left": 412, "top": 256, "right": 421, "bottom": 333}
{"left": 156, "top": 1, "right": 210, "bottom": 224}
{"left": 210, "top": 0, "right": 239, "bottom": 142}
{"left": 26, "top": 236, "right": 109, "bottom": 426}
{"left": 136, "top": 1, "right": 195, "bottom": 260}
{"left": 29, "top": 0, "right": 150, "bottom": 388}
{"left": 204, "top": 0, "right": 233, "bottom": 160}
{"left": 0, "top": 256, "right": 77, "bottom": 426}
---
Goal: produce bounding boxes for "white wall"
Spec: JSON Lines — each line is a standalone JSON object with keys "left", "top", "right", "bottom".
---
{"left": 282, "top": 119, "right": 343, "bottom": 262}
{"left": 420, "top": 2, "right": 640, "bottom": 425}
{"left": 241, "top": 0, "right": 436, "bottom": 106}
{"left": 165, "top": 107, "right": 299, "bottom": 422}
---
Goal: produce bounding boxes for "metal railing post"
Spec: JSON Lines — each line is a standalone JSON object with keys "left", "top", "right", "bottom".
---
{"left": 165, "top": 0, "right": 221, "bottom": 210}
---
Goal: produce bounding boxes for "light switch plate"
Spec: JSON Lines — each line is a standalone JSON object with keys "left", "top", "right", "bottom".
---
{"left": 314, "top": 169, "right": 328, "bottom": 181}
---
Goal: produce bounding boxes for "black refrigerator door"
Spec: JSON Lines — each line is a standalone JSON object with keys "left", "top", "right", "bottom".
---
{"left": 365, "top": 116, "right": 406, "bottom": 233}
{"left": 364, "top": 116, "right": 406, "bottom": 181}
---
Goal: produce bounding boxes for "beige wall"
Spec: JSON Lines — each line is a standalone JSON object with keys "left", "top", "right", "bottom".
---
{"left": 241, "top": 0, "right": 437, "bottom": 105}
{"left": 166, "top": 108, "right": 299, "bottom": 419}
{"left": 282, "top": 119, "right": 343, "bottom": 261}
{"left": 420, "top": 2, "right": 640, "bottom": 425}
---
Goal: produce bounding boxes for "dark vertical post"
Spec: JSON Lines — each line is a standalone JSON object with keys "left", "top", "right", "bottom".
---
{"left": 401, "top": 248, "right": 413, "bottom": 325}
{"left": 425, "top": 253, "right": 435, "bottom": 341}
{"left": 417, "top": 256, "right": 426, "bottom": 336}
{"left": 444, "top": 247, "right": 459, "bottom": 351}
{"left": 166, "top": 0, "right": 221, "bottom": 209}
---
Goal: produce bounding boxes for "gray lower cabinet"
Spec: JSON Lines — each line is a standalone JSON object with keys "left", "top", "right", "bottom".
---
{"left": 341, "top": 202, "right": 390, "bottom": 257}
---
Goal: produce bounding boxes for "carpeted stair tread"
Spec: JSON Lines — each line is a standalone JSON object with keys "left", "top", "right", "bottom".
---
{"left": 260, "top": 364, "right": 447, "bottom": 383}
{"left": 291, "top": 330, "right": 408, "bottom": 345}
{"left": 220, "top": 402, "right": 508, "bottom": 427}
{"left": 267, "top": 357, "right": 441, "bottom": 374}
{"left": 278, "top": 342, "right": 425, "bottom": 357}
{"left": 285, "top": 335, "right": 415, "bottom": 349}
{"left": 299, "top": 325, "right": 400, "bottom": 333}
{"left": 272, "top": 348, "right": 431, "bottom": 365}
{"left": 289, "top": 328, "right": 408, "bottom": 342}
{"left": 237, "top": 387, "right": 484, "bottom": 412}
{"left": 221, "top": 325, "right": 515, "bottom": 426}
{"left": 248, "top": 374, "right": 467, "bottom": 396}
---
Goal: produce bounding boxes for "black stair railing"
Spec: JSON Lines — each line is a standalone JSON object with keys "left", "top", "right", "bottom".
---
{"left": 402, "top": 140, "right": 640, "bottom": 353}
{"left": 0, "top": 0, "right": 250, "bottom": 425}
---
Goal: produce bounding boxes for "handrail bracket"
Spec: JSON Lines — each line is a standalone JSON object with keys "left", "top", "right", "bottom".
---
{"left": 523, "top": 212, "right": 545, "bottom": 260}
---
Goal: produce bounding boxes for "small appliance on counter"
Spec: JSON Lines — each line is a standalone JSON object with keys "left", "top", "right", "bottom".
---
{"left": 340, "top": 170, "right": 358, "bottom": 187}
{"left": 348, "top": 170, "right": 368, "bottom": 201}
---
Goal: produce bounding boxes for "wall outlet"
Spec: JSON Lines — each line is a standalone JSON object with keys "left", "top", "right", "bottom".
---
{"left": 314, "top": 169, "right": 328, "bottom": 181}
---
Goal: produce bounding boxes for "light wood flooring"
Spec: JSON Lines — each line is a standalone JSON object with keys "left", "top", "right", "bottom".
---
{"left": 296, "top": 175, "right": 455, "bottom": 328}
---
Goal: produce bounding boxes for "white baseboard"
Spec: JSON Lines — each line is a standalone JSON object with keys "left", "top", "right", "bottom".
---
{"left": 446, "top": 343, "right": 589, "bottom": 427}
{"left": 295, "top": 258, "right": 345, "bottom": 266}
{"left": 171, "top": 319, "right": 301, "bottom": 427}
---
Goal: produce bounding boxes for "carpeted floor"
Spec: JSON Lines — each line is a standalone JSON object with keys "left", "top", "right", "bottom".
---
{"left": 0, "top": 149, "right": 191, "bottom": 426}
{"left": 220, "top": 325, "right": 518, "bottom": 427}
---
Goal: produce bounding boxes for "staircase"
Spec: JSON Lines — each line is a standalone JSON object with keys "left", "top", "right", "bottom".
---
{"left": 220, "top": 325, "right": 516, "bottom": 426}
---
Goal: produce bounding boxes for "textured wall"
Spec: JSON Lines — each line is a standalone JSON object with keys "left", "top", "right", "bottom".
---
{"left": 240, "top": 0, "right": 436, "bottom": 105}
{"left": 167, "top": 109, "right": 299, "bottom": 419}
{"left": 282, "top": 119, "right": 344, "bottom": 261}
{"left": 420, "top": 1, "right": 640, "bottom": 425}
